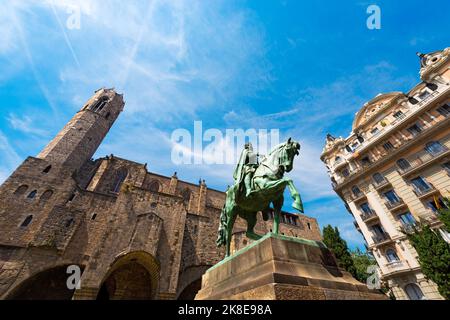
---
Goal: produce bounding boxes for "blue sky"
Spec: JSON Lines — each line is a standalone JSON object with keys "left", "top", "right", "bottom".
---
{"left": 0, "top": 0, "right": 449, "bottom": 249}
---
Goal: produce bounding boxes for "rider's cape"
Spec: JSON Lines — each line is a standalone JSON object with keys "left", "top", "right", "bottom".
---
{"left": 233, "top": 148, "right": 249, "bottom": 185}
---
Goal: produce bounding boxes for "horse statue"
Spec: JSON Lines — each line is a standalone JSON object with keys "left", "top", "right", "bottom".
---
{"left": 217, "top": 138, "right": 304, "bottom": 257}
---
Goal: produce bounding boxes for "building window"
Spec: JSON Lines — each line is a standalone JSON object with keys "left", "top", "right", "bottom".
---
{"left": 307, "top": 222, "right": 311, "bottom": 230}
{"left": 39, "top": 190, "right": 53, "bottom": 203}
{"left": 91, "top": 213, "right": 97, "bottom": 220}
{"left": 418, "top": 91, "right": 430, "bottom": 100}
{"left": 404, "top": 283, "right": 425, "bottom": 300}
{"left": 393, "top": 111, "right": 405, "bottom": 120}
{"left": 361, "top": 156, "right": 371, "bottom": 166}
{"left": 385, "top": 248, "right": 400, "bottom": 262}
{"left": 399, "top": 212, "right": 416, "bottom": 226}
{"left": 27, "top": 190, "right": 37, "bottom": 199}
{"left": 371, "top": 224, "right": 387, "bottom": 239}
{"left": 14, "top": 185, "right": 28, "bottom": 196}
{"left": 181, "top": 188, "right": 191, "bottom": 202}
{"left": 90, "top": 96, "right": 109, "bottom": 113}
{"left": 111, "top": 167, "right": 128, "bottom": 193}
{"left": 65, "top": 218, "right": 74, "bottom": 228}
{"left": 148, "top": 180, "right": 161, "bottom": 192}
{"left": 384, "top": 190, "right": 400, "bottom": 203}
{"left": 437, "top": 104, "right": 450, "bottom": 117}
{"left": 351, "top": 186, "right": 362, "bottom": 197}
{"left": 341, "top": 168, "right": 350, "bottom": 177}
{"left": 360, "top": 202, "right": 373, "bottom": 215}
{"left": 410, "top": 177, "right": 431, "bottom": 192}
{"left": 396, "top": 158, "right": 411, "bottom": 171}
{"left": 21, "top": 215, "right": 33, "bottom": 228}
{"left": 443, "top": 161, "right": 450, "bottom": 174}
{"left": 334, "top": 156, "right": 342, "bottom": 165}
{"left": 370, "top": 128, "right": 380, "bottom": 136}
{"left": 424, "top": 141, "right": 445, "bottom": 155}
{"left": 407, "top": 123, "right": 422, "bottom": 136}
{"left": 382, "top": 141, "right": 395, "bottom": 151}
{"left": 43, "top": 165, "right": 52, "bottom": 173}
{"left": 372, "top": 173, "right": 385, "bottom": 184}
{"left": 426, "top": 197, "right": 448, "bottom": 213}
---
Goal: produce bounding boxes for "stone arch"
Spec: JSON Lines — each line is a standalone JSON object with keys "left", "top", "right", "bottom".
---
{"left": 176, "top": 265, "right": 211, "bottom": 300}
{"left": 14, "top": 185, "right": 28, "bottom": 196}
{"left": 5, "top": 264, "right": 84, "bottom": 300}
{"left": 148, "top": 180, "right": 161, "bottom": 192}
{"left": 97, "top": 251, "right": 160, "bottom": 300}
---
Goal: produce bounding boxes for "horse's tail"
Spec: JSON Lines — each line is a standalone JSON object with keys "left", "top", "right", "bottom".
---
{"left": 216, "top": 205, "right": 227, "bottom": 248}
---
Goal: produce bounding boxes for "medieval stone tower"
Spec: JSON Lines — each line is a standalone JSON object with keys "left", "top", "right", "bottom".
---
{"left": 0, "top": 88, "right": 321, "bottom": 300}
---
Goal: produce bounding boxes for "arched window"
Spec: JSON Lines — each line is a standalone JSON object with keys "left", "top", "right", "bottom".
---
{"left": 148, "top": 180, "right": 161, "bottom": 193}
{"left": 40, "top": 190, "right": 53, "bottom": 203}
{"left": 111, "top": 167, "right": 128, "bottom": 193}
{"left": 373, "top": 173, "right": 385, "bottom": 184}
{"left": 14, "top": 185, "right": 28, "bottom": 196}
{"left": 334, "top": 156, "right": 342, "bottom": 164}
{"left": 397, "top": 158, "right": 411, "bottom": 171}
{"left": 65, "top": 218, "right": 74, "bottom": 228}
{"left": 90, "top": 96, "right": 109, "bottom": 113}
{"left": 21, "top": 215, "right": 33, "bottom": 227}
{"left": 43, "top": 165, "right": 52, "bottom": 174}
{"left": 351, "top": 186, "right": 362, "bottom": 197}
{"left": 385, "top": 248, "right": 399, "bottom": 262}
{"left": 404, "top": 283, "right": 425, "bottom": 300}
{"left": 181, "top": 188, "right": 191, "bottom": 202}
{"left": 425, "top": 141, "right": 445, "bottom": 155}
{"left": 27, "top": 190, "right": 37, "bottom": 199}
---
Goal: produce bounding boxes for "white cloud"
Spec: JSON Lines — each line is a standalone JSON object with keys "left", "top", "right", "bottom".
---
{"left": 7, "top": 114, "right": 49, "bottom": 137}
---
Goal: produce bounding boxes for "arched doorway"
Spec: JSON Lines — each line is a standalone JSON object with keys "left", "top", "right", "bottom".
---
{"left": 404, "top": 283, "right": 425, "bottom": 300}
{"left": 177, "top": 278, "right": 202, "bottom": 300}
{"left": 7, "top": 265, "right": 83, "bottom": 300}
{"left": 97, "top": 251, "right": 159, "bottom": 300}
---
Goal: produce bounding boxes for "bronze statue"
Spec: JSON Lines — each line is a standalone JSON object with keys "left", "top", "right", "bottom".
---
{"left": 217, "top": 138, "right": 304, "bottom": 257}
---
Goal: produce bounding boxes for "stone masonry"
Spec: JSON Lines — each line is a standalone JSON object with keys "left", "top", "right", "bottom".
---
{"left": 0, "top": 88, "right": 322, "bottom": 300}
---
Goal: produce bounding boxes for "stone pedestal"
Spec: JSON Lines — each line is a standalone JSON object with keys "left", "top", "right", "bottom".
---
{"left": 195, "top": 233, "right": 386, "bottom": 300}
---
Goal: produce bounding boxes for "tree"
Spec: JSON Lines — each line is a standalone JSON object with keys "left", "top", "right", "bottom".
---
{"left": 437, "top": 197, "right": 450, "bottom": 231}
{"left": 351, "top": 248, "right": 376, "bottom": 283}
{"left": 407, "top": 225, "right": 450, "bottom": 299}
{"left": 322, "top": 225, "right": 357, "bottom": 278}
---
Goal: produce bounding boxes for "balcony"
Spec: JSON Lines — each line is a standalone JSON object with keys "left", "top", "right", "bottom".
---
{"left": 373, "top": 178, "right": 390, "bottom": 190}
{"left": 361, "top": 209, "right": 378, "bottom": 222}
{"left": 372, "top": 232, "right": 392, "bottom": 245}
{"left": 384, "top": 260, "right": 410, "bottom": 274}
{"left": 385, "top": 198, "right": 406, "bottom": 211}
{"left": 400, "top": 223, "right": 417, "bottom": 235}
{"left": 350, "top": 192, "right": 367, "bottom": 203}
{"left": 400, "top": 146, "right": 450, "bottom": 176}
{"left": 412, "top": 183, "right": 439, "bottom": 198}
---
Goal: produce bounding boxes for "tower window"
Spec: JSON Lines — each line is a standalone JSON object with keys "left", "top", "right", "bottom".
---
{"left": 307, "top": 222, "right": 311, "bottom": 230}
{"left": 21, "top": 215, "right": 33, "bottom": 228}
{"left": 111, "top": 167, "right": 128, "bottom": 193}
{"left": 14, "top": 185, "right": 29, "bottom": 196}
{"left": 91, "top": 213, "right": 97, "bottom": 220}
{"left": 65, "top": 218, "right": 74, "bottom": 228}
{"left": 27, "top": 190, "right": 37, "bottom": 199}
{"left": 90, "top": 96, "right": 109, "bottom": 113}
{"left": 40, "top": 190, "right": 53, "bottom": 203}
{"left": 43, "top": 165, "right": 52, "bottom": 173}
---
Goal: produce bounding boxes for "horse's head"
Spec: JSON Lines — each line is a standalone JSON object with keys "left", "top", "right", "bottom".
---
{"left": 279, "top": 138, "right": 300, "bottom": 172}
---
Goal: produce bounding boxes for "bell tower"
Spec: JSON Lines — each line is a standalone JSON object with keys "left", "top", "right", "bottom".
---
{"left": 37, "top": 88, "right": 124, "bottom": 172}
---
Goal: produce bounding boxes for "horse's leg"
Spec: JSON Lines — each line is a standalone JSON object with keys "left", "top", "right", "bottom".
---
{"left": 283, "top": 177, "right": 304, "bottom": 213}
{"left": 245, "top": 211, "right": 262, "bottom": 241}
{"left": 272, "top": 195, "right": 283, "bottom": 234}
{"left": 226, "top": 210, "right": 237, "bottom": 257}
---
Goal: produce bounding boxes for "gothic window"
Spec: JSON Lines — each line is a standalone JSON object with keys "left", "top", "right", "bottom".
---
{"left": 14, "top": 185, "right": 28, "bottom": 196}
{"left": 27, "top": 190, "right": 37, "bottom": 199}
{"left": 148, "top": 180, "right": 161, "bottom": 193}
{"left": 90, "top": 96, "right": 109, "bottom": 113}
{"left": 39, "top": 190, "right": 53, "bottom": 203}
{"left": 21, "top": 215, "right": 33, "bottom": 227}
{"left": 43, "top": 165, "right": 52, "bottom": 173}
{"left": 181, "top": 188, "right": 191, "bottom": 202}
{"left": 111, "top": 167, "right": 128, "bottom": 193}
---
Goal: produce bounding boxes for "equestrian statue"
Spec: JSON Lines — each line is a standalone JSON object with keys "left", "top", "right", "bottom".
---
{"left": 217, "top": 138, "right": 304, "bottom": 257}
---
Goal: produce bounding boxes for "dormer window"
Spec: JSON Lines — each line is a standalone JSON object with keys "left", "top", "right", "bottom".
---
{"left": 418, "top": 91, "right": 430, "bottom": 101}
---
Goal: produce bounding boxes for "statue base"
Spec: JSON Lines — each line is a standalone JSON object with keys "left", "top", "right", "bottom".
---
{"left": 195, "top": 233, "right": 386, "bottom": 300}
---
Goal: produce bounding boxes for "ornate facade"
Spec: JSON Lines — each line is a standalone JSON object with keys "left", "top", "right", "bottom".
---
{"left": 0, "top": 88, "right": 321, "bottom": 300}
{"left": 321, "top": 48, "right": 450, "bottom": 300}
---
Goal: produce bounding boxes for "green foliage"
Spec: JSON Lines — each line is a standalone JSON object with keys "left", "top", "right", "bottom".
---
{"left": 407, "top": 225, "right": 450, "bottom": 299}
{"left": 438, "top": 197, "right": 450, "bottom": 231}
{"left": 351, "top": 248, "right": 376, "bottom": 283}
{"left": 322, "top": 225, "right": 357, "bottom": 279}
